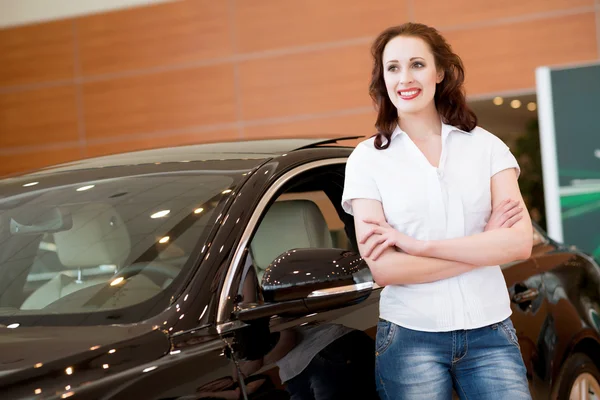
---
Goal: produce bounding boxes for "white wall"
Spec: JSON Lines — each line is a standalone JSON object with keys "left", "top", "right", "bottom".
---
{"left": 0, "top": 0, "right": 177, "bottom": 28}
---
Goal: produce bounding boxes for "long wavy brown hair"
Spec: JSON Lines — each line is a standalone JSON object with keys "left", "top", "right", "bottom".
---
{"left": 369, "top": 23, "right": 477, "bottom": 149}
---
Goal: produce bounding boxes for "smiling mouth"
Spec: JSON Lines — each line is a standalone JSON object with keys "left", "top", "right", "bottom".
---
{"left": 398, "top": 89, "right": 421, "bottom": 100}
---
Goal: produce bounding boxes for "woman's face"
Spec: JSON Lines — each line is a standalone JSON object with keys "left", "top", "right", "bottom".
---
{"left": 382, "top": 35, "right": 443, "bottom": 117}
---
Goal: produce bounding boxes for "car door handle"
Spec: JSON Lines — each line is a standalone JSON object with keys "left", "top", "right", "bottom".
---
{"left": 511, "top": 288, "right": 539, "bottom": 303}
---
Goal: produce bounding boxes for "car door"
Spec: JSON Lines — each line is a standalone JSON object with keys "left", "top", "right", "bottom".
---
{"left": 501, "top": 226, "right": 554, "bottom": 399}
{"left": 217, "top": 159, "right": 381, "bottom": 399}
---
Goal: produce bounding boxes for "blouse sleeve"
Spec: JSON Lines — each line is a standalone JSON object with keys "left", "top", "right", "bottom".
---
{"left": 490, "top": 134, "right": 520, "bottom": 179}
{"left": 341, "top": 144, "right": 381, "bottom": 215}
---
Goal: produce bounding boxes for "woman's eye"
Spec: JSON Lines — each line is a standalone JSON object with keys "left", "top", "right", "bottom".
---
{"left": 412, "top": 62, "right": 424, "bottom": 68}
{"left": 387, "top": 65, "right": 398, "bottom": 72}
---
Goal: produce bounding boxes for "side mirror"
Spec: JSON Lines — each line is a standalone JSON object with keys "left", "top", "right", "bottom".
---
{"left": 235, "top": 248, "right": 373, "bottom": 322}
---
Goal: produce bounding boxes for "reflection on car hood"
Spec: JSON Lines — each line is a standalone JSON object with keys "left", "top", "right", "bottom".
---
{"left": 0, "top": 324, "right": 164, "bottom": 370}
{"left": 0, "top": 323, "right": 170, "bottom": 395}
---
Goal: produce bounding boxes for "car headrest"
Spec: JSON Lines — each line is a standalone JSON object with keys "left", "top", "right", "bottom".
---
{"left": 250, "top": 200, "right": 332, "bottom": 274}
{"left": 54, "top": 203, "right": 131, "bottom": 268}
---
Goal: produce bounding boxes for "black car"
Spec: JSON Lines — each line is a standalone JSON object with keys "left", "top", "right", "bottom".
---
{"left": 0, "top": 138, "right": 599, "bottom": 400}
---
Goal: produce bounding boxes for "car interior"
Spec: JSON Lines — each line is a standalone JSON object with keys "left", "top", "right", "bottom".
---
{"left": 0, "top": 174, "right": 232, "bottom": 316}
{"left": 20, "top": 203, "right": 161, "bottom": 311}
{"left": 247, "top": 164, "right": 356, "bottom": 289}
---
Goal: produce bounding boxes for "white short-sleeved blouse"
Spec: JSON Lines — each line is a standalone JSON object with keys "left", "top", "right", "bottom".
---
{"left": 342, "top": 122, "right": 520, "bottom": 332}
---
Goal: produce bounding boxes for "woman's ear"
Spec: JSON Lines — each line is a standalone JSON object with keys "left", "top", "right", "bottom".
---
{"left": 436, "top": 70, "right": 445, "bottom": 84}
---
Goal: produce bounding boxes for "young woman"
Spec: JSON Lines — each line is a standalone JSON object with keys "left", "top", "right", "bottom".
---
{"left": 342, "top": 23, "right": 533, "bottom": 399}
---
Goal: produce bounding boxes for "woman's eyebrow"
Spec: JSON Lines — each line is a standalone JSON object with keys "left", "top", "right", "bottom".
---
{"left": 385, "top": 57, "right": 425, "bottom": 64}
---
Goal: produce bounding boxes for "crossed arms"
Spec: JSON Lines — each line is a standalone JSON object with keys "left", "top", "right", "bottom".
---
{"left": 352, "top": 169, "right": 533, "bottom": 286}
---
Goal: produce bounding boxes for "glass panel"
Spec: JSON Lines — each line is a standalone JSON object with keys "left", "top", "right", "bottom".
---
{"left": 0, "top": 173, "right": 235, "bottom": 316}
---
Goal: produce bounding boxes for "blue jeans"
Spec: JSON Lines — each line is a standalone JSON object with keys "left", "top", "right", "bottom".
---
{"left": 375, "top": 318, "right": 532, "bottom": 400}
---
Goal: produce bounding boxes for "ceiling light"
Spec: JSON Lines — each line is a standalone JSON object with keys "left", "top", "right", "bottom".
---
{"left": 194, "top": 207, "right": 204, "bottom": 214}
{"left": 7, "top": 323, "right": 19, "bottom": 329}
{"left": 76, "top": 185, "right": 95, "bottom": 192}
{"left": 103, "top": 364, "right": 109, "bottom": 369}
{"left": 151, "top": 210, "right": 170, "bottom": 219}
{"left": 143, "top": 366, "right": 158, "bottom": 373}
{"left": 493, "top": 97, "right": 503, "bottom": 106}
{"left": 510, "top": 100, "right": 521, "bottom": 109}
{"left": 65, "top": 367, "right": 73, "bottom": 375}
{"left": 35, "top": 389, "right": 42, "bottom": 395}
{"left": 159, "top": 236, "right": 170, "bottom": 244}
{"left": 527, "top": 102, "right": 537, "bottom": 111}
{"left": 23, "top": 182, "right": 39, "bottom": 187}
{"left": 222, "top": 189, "right": 232, "bottom": 194}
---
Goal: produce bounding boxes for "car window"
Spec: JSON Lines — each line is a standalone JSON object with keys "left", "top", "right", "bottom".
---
{"left": 247, "top": 165, "right": 351, "bottom": 287}
{"left": 0, "top": 173, "right": 238, "bottom": 317}
{"left": 277, "top": 191, "right": 351, "bottom": 249}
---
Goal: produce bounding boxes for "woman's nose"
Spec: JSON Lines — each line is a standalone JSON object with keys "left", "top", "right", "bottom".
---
{"left": 400, "top": 70, "right": 414, "bottom": 84}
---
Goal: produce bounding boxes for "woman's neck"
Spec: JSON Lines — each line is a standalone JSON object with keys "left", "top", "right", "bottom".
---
{"left": 398, "top": 107, "right": 442, "bottom": 141}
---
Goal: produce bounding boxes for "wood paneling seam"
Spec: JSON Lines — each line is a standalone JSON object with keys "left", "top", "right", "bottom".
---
{"left": 0, "top": 106, "right": 375, "bottom": 156}
{"left": 72, "top": 21, "right": 87, "bottom": 157}
{"left": 0, "top": 7, "right": 596, "bottom": 94}
{"left": 0, "top": 80, "right": 73, "bottom": 95}
{"left": 229, "top": 0, "right": 244, "bottom": 139}
{"left": 407, "top": 0, "right": 415, "bottom": 21}
{"left": 0, "top": 141, "right": 80, "bottom": 157}
{"left": 438, "top": 5, "right": 595, "bottom": 32}
{"left": 467, "top": 87, "right": 536, "bottom": 102}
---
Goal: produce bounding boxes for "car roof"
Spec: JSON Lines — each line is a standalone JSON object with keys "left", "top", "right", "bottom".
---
{"left": 11, "top": 137, "right": 361, "bottom": 178}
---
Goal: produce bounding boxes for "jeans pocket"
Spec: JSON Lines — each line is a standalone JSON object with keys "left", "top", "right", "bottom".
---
{"left": 497, "top": 318, "right": 520, "bottom": 349}
{"left": 375, "top": 319, "right": 397, "bottom": 356}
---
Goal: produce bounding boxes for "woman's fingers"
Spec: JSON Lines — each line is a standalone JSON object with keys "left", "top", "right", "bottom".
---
{"left": 501, "top": 199, "right": 520, "bottom": 214}
{"left": 370, "top": 239, "right": 395, "bottom": 260}
{"left": 359, "top": 227, "right": 374, "bottom": 244}
{"left": 359, "top": 226, "right": 383, "bottom": 244}
{"left": 502, "top": 213, "right": 523, "bottom": 228}
{"left": 503, "top": 206, "right": 523, "bottom": 220}
{"left": 498, "top": 206, "right": 523, "bottom": 226}
{"left": 362, "top": 234, "right": 388, "bottom": 257}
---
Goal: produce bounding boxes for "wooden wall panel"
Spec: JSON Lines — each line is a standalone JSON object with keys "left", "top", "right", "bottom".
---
{"left": 0, "top": 86, "right": 79, "bottom": 148}
{"left": 0, "top": 0, "right": 599, "bottom": 176}
{"left": 244, "top": 111, "right": 375, "bottom": 140}
{"left": 82, "top": 65, "right": 237, "bottom": 140}
{"left": 0, "top": 20, "right": 74, "bottom": 87}
{"left": 0, "top": 146, "right": 81, "bottom": 177}
{"left": 239, "top": 45, "right": 372, "bottom": 120}
{"left": 77, "top": 0, "right": 232, "bottom": 76}
{"left": 86, "top": 129, "right": 239, "bottom": 157}
{"left": 415, "top": 0, "right": 595, "bottom": 27}
{"left": 236, "top": 0, "right": 409, "bottom": 53}
{"left": 448, "top": 13, "right": 598, "bottom": 95}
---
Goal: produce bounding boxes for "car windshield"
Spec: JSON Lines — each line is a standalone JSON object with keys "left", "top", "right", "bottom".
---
{"left": 0, "top": 165, "right": 249, "bottom": 321}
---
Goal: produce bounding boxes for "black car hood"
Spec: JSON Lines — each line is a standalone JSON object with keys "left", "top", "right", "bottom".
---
{"left": 0, "top": 324, "right": 170, "bottom": 396}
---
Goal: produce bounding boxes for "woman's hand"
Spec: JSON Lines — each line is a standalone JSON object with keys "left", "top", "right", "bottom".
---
{"left": 359, "top": 219, "right": 425, "bottom": 260}
{"left": 360, "top": 199, "right": 524, "bottom": 261}
{"left": 484, "top": 199, "right": 523, "bottom": 232}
